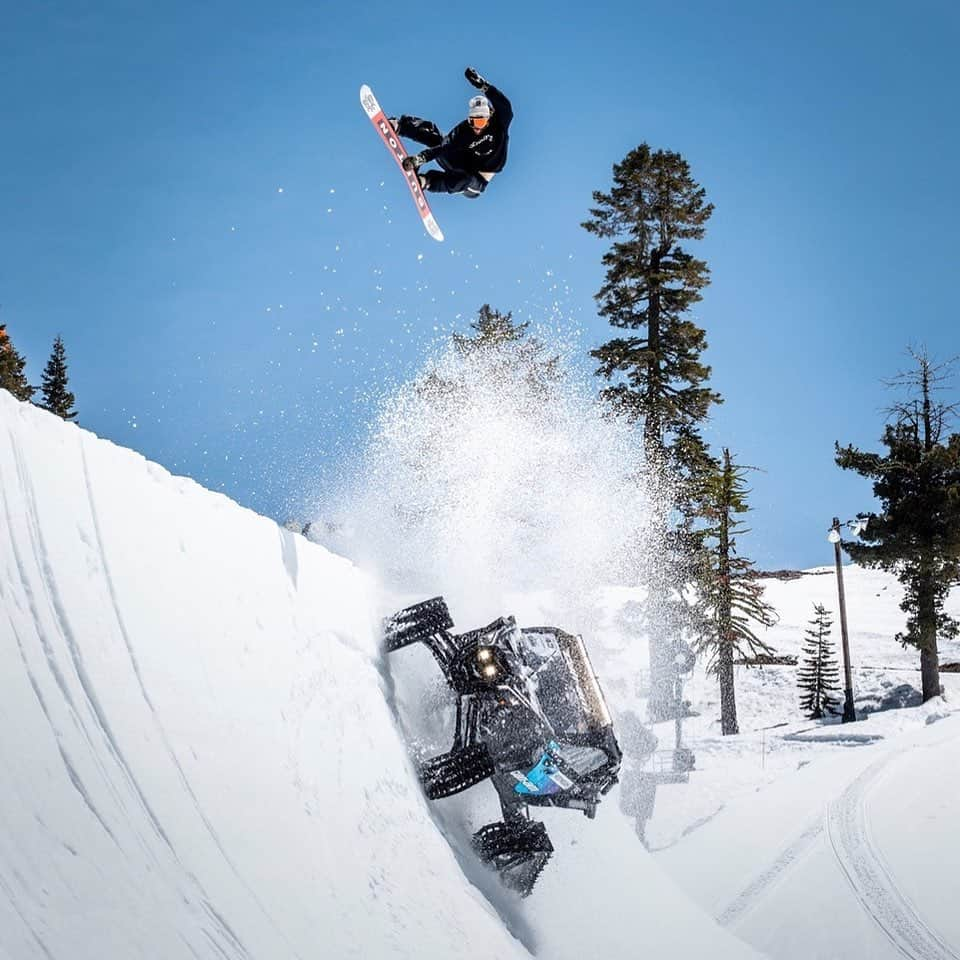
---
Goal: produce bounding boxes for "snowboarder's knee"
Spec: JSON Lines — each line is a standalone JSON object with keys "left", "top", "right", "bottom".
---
{"left": 464, "top": 175, "right": 488, "bottom": 199}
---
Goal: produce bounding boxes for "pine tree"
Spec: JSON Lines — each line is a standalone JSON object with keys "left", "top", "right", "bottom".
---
{"left": 835, "top": 348, "right": 960, "bottom": 702}
{"left": 39, "top": 335, "right": 77, "bottom": 421}
{"left": 452, "top": 304, "right": 529, "bottom": 351}
{"left": 582, "top": 144, "right": 721, "bottom": 473}
{"left": 419, "top": 304, "right": 559, "bottom": 401}
{"left": 453, "top": 304, "right": 559, "bottom": 392}
{"left": 797, "top": 604, "right": 841, "bottom": 719}
{"left": 394, "top": 304, "right": 562, "bottom": 531}
{"left": 695, "top": 449, "right": 778, "bottom": 735}
{"left": 0, "top": 323, "right": 36, "bottom": 402}
{"left": 583, "top": 145, "right": 722, "bottom": 720}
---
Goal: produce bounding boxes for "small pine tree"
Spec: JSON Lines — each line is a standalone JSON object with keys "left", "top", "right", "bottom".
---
{"left": 0, "top": 323, "right": 36, "bottom": 402}
{"left": 695, "top": 448, "right": 779, "bottom": 735}
{"left": 453, "top": 304, "right": 560, "bottom": 391}
{"left": 39, "top": 335, "right": 77, "bottom": 421}
{"left": 798, "top": 604, "right": 841, "bottom": 719}
{"left": 452, "top": 304, "right": 529, "bottom": 352}
{"left": 418, "top": 304, "right": 560, "bottom": 402}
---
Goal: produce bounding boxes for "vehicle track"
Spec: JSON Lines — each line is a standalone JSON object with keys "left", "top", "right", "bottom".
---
{"left": 717, "top": 816, "right": 823, "bottom": 928}
{"left": 825, "top": 752, "right": 960, "bottom": 960}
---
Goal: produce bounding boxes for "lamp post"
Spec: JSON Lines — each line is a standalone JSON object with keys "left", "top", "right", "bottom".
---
{"left": 828, "top": 516, "right": 867, "bottom": 723}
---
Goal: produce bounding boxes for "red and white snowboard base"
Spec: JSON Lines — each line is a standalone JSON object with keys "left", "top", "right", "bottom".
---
{"left": 360, "top": 84, "right": 444, "bottom": 243}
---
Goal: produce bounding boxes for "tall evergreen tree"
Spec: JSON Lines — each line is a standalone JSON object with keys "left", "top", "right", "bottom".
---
{"left": 582, "top": 144, "right": 721, "bottom": 473}
{"left": 836, "top": 349, "right": 960, "bottom": 702}
{"left": 583, "top": 144, "right": 722, "bottom": 720}
{"left": 0, "top": 323, "right": 35, "bottom": 402}
{"left": 695, "top": 449, "right": 778, "bottom": 735}
{"left": 39, "top": 335, "right": 77, "bottom": 421}
{"left": 797, "top": 604, "right": 841, "bottom": 720}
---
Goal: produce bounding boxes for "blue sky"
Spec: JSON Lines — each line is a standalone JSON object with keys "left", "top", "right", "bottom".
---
{"left": 3, "top": 0, "right": 958, "bottom": 569}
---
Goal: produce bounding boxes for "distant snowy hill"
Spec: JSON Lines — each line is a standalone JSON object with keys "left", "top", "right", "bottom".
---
{"left": 0, "top": 391, "right": 762, "bottom": 960}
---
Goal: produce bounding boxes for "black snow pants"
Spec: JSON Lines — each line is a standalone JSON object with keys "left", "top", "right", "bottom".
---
{"left": 401, "top": 118, "right": 489, "bottom": 199}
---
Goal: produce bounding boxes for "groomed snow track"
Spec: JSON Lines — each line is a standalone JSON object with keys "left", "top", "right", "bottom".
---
{"left": 826, "top": 753, "right": 960, "bottom": 960}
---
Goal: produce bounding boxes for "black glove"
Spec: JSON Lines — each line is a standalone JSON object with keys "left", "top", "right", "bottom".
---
{"left": 387, "top": 116, "right": 401, "bottom": 132}
{"left": 465, "top": 66, "right": 487, "bottom": 89}
{"left": 401, "top": 153, "right": 425, "bottom": 171}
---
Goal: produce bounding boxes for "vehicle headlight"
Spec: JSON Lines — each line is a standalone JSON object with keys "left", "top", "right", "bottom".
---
{"left": 477, "top": 647, "right": 493, "bottom": 663}
{"left": 482, "top": 664, "right": 498, "bottom": 679}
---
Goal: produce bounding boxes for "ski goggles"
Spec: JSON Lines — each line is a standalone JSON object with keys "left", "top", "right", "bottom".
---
{"left": 469, "top": 115, "right": 490, "bottom": 131}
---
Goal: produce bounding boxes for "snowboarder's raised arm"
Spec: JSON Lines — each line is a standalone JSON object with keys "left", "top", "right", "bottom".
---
{"left": 464, "top": 67, "right": 513, "bottom": 126}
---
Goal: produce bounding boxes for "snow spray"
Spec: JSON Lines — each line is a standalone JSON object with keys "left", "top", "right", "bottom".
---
{"left": 327, "top": 329, "right": 665, "bottom": 632}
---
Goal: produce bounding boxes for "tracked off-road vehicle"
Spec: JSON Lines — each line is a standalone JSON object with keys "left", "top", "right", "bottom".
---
{"left": 384, "top": 597, "right": 622, "bottom": 896}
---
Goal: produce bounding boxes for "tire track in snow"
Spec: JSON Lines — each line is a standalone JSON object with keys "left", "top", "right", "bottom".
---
{"left": 5, "top": 425, "right": 253, "bottom": 960}
{"left": 8, "top": 428, "right": 177, "bottom": 853}
{"left": 78, "top": 439, "right": 298, "bottom": 960}
{"left": 826, "top": 752, "right": 960, "bottom": 960}
{"left": 717, "top": 816, "right": 824, "bottom": 928}
{"left": 0, "top": 870, "right": 56, "bottom": 960}
{"left": 0, "top": 443, "right": 118, "bottom": 844}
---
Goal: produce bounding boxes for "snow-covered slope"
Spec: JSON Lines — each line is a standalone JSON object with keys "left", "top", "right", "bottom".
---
{"left": 646, "top": 569, "right": 960, "bottom": 960}
{"left": 0, "top": 391, "right": 528, "bottom": 959}
{"left": 0, "top": 391, "right": 763, "bottom": 960}
{"left": 655, "top": 710, "right": 960, "bottom": 960}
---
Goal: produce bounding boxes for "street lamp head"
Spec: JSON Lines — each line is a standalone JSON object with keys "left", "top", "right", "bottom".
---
{"left": 849, "top": 517, "right": 869, "bottom": 536}
{"left": 827, "top": 528, "right": 841, "bottom": 544}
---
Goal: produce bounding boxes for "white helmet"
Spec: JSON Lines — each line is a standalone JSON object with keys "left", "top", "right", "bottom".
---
{"left": 468, "top": 95, "right": 492, "bottom": 119}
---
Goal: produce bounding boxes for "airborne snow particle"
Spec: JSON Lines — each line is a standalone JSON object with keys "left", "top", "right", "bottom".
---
{"left": 278, "top": 187, "right": 284, "bottom": 193}
{"left": 417, "top": 254, "right": 424, "bottom": 261}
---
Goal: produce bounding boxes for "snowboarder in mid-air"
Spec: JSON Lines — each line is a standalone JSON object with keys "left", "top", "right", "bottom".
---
{"left": 389, "top": 67, "right": 513, "bottom": 200}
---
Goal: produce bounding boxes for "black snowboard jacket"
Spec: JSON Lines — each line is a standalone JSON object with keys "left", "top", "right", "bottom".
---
{"left": 397, "top": 83, "right": 513, "bottom": 175}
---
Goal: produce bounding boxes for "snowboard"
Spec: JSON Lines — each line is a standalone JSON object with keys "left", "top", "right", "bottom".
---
{"left": 359, "top": 84, "right": 444, "bottom": 243}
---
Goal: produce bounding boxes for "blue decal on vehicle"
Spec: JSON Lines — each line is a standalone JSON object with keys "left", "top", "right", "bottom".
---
{"left": 514, "top": 741, "right": 572, "bottom": 796}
